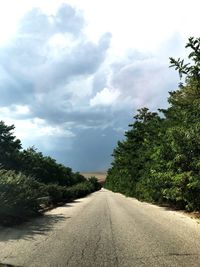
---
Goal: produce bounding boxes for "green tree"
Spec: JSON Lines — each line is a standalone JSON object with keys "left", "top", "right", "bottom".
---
{"left": 106, "top": 37, "right": 200, "bottom": 210}
{"left": 19, "top": 146, "right": 86, "bottom": 186}
{"left": 0, "top": 121, "right": 21, "bottom": 170}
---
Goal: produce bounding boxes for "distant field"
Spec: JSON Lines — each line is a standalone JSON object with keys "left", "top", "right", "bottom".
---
{"left": 81, "top": 172, "right": 107, "bottom": 184}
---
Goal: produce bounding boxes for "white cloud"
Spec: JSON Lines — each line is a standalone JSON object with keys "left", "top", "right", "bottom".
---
{"left": 90, "top": 87, "right": 120, "bottom": 107}
{"left": 0, "top": 0, "right": 198, "bottom": 170}
{"left": 0, "top": 105, "right": 30, "bottom": 117}
{"left": 64, "top": 0, "right": 200, "bottom": 55}
{"left": 15, "top": 105, "right": 30, "bottom": 115}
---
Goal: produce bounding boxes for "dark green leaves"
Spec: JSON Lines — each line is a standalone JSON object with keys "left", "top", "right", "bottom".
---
{"left": 169, "top": 57, "right": 190, "bottom": 79}
{"left": 170, "top": 37, "right": 200, "bottom": 82}
{"left": 105, "top": 37, "right": 200, "bottom": 211}
{"left": 0, "top": 121, "right": 101, "bottom": 225}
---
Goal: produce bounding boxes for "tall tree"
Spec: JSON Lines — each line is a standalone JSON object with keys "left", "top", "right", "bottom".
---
{"left": 0, "top": 121, "right": 21, "bottom": 170}
{"left": 106, "top": 37, "right": 200, "bottom": 210}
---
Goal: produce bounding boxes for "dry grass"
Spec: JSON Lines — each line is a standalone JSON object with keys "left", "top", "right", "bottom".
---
{"left": 81, "top": 172, "right": 107, "bottom": 184}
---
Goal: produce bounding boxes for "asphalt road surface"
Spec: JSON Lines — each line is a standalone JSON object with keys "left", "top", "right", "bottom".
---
{"left": 1, "top": 189, "right": 200, "bottom": 267}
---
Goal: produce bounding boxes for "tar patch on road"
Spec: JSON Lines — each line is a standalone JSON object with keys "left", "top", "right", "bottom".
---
{"left": 0, "top": 263, "right": 22, "bottom": 267}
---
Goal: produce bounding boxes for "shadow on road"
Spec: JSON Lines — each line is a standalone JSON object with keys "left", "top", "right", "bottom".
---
{"left": 0, "top": 263, "right": 22, "bottom": 267}
{"left": 0, "top": 213, "right": 70, "bottom": 242}
{"left": 0, "top": 195, "right": 98, "bottom": 244}
{"left": 0, "top": 198, "right": 87, "bottom": 242}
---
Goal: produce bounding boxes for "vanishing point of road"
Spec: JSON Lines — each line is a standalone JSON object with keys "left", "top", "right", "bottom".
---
{"left": 1, "top": 189, "right": 200, "bottom": 267}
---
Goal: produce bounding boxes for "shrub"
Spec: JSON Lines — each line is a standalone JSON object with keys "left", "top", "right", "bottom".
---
{"left": 0, "top": 169, "right": 44, "bottom": 225}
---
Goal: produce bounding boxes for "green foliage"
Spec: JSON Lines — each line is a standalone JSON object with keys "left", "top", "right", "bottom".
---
{"left": 46, "top": 177, "right": 101, "bottom": 204}
{"left": 0, "top": 170, "right": 44, "bottom": 225}
{"left": 0, "top": 121, "right": 21, "bottom": 170}
{"left": 0, "top": 122, "right": 87, "bottom": 187}
{"left": 0, "top": 122, "right": 101, "bottom": 225}
{"left": 18, "top": 147, "right": 85, "bottom": 186}
{"left": 0, "top": 169, "right": 101, "bottom": 225}
{"left": 88, "top": 176, "right": 102, "bottom": 191}
{"left": 170, "top": 37, "right": 200, "bottom": 82}
{"left": 105, "top": 37, "right": 200, "bottom": 211}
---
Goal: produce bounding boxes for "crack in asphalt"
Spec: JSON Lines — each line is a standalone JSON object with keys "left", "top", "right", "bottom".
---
{"left": 93, "top": 230, "right": 102, "bottom": 263}
{"left": 65, "top": 247, "right": 76, "bottom": 266}
{"left": 2, "top": 189, "right": 200, "bottom": 267}
{"left": 80, "top": 239, "right": 89, "bottom": 260}
{"left": 106, "top": 198, "right": 119, "bottom": 267}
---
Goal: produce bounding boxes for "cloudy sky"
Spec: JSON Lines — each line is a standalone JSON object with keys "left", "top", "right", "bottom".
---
{"left": 0, "top": 0, "right": 199, "bottom": 171}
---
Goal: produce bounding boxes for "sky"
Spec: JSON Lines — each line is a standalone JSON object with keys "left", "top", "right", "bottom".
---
{"left": 0, "top": 0, "right": 199, "bottom": 171}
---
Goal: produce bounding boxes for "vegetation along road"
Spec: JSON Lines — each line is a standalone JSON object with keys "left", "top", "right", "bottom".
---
{"left": 1, "top": 188, "right": 200, "bottom": 267}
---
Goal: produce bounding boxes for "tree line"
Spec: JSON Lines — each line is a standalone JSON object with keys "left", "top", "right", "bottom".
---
{"left": 0, "top": 122, "right": 101, "bottom": 225}
{"left": 105, "top": 37, "right": 200, "bottom": 211}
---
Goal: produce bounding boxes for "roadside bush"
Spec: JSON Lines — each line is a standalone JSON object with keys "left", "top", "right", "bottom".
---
{"left": 0, "top": 120, "right": 102, "bottom": 225}
{"left": 135, "top": 171, "right": 173, "bottom": 203}
{"left": 0, "top": 169, "right": 44, "bottom": 225}
{"left": 88, "top": 176, "right": 102, "bottom": 191}
{"left": 45, "top": 184, "right": 64, "bottom": 204}
{"left": 44, "top": 177, "right": 101, "bottom": 205}
{"left": 0, "top": 169, "right": 102, "bottom": 226}
{"left": 64, "top": 178, "right": 101, "bottom": 200}
{"left": 162, "top": 172, "right": 200, "bottom": 210}
{"left": 65, "top": 182, "right": 92, "bottom": 199}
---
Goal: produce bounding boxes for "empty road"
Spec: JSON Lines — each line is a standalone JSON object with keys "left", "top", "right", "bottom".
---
{"left": 1, "top": 189, "right": 200, "bottom": 267}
